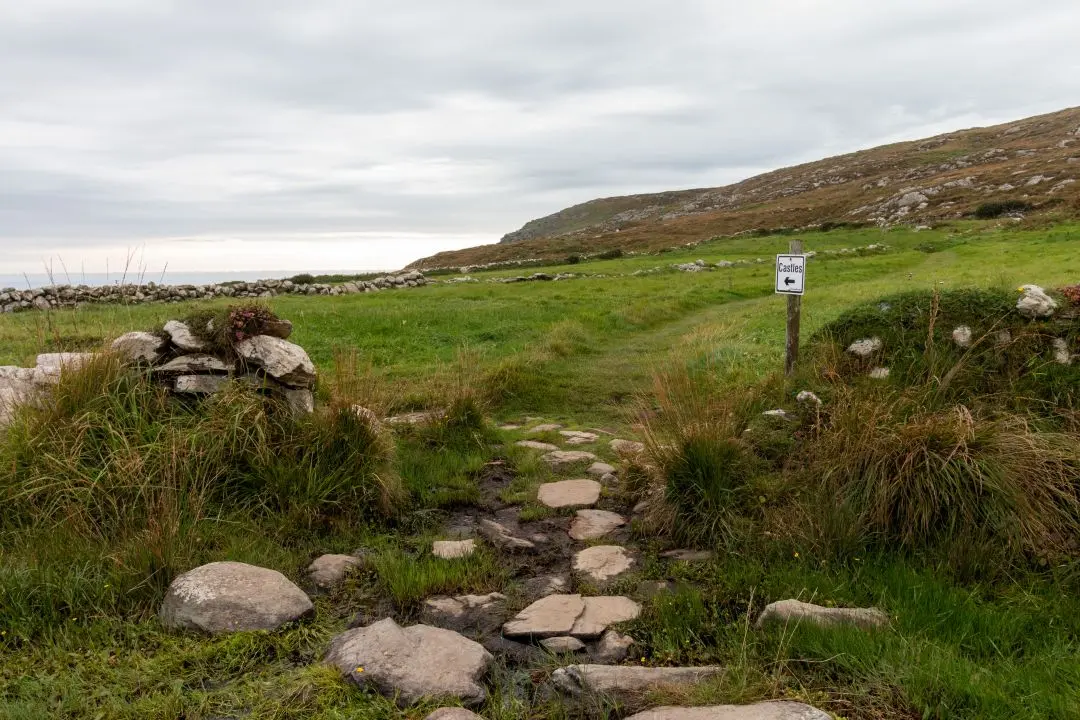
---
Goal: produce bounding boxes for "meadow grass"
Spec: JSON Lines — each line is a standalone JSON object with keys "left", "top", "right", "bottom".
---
{"left": 1, "top": 220, "right": 1079, "bottom": 719}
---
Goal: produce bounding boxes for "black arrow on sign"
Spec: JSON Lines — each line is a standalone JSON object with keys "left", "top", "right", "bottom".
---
{"left": 784, "top": 277, "right": 795, "bottom": 286}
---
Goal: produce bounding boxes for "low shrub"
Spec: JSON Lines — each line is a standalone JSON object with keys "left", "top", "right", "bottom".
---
{"left": 973, "top": 200, "right": 1033, "bottom": 219}
{"left": 595, "top": 248, "right": 625, "bottom": 260}
{"left": 564, "top": 254, "right": 582, "bottom": 265}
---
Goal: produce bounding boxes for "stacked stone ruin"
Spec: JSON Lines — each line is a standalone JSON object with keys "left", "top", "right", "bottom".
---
{"left": 0, "top": 270, "right": 427, "bottom": 314}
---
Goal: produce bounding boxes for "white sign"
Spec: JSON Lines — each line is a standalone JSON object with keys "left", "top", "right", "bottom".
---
{"left": 775, "top": 254, "right": 806, "bottom": 295}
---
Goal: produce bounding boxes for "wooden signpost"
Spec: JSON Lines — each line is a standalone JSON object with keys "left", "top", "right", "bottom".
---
{"left": 775, "top": 240, "right": 805, "bottom": 376}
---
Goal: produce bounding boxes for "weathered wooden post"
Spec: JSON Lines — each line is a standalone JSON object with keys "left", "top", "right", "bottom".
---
{"left": 775, "top": 239, "right": 805, "bottom": 377}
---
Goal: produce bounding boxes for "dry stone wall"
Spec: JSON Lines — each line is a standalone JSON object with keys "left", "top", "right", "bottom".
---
{"left": 0, "top": 270, "right": 427, "bottom": 314}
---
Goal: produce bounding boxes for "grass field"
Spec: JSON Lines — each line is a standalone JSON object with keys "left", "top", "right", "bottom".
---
{"left": 2, "top": 221, "right": 1079, "bottom": 719}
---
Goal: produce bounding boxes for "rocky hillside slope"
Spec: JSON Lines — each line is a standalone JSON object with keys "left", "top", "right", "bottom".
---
{"left": 409, "top": 106, "right": 1080, "bottom": 269}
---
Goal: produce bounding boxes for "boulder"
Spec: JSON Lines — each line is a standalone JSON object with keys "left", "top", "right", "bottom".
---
{"left": 235, "top": 335, "right": 316, "bottom": 387}
{"left": 542, "top": 636, "right": 587, "bottom": 653}
{"left": 478, "top": 519, "right": 535, "bottom": 551}
{"left": 623, "top": 702, "right": 832, "bottom": 719}
{"left": 587, "top": 462, "right": 617, "bottom": 477}
{"left": 551, "top": 665, "right": 723, "bottom": 697}
{"left": 159, "top": 561, "right": 313, "bottom": 633}
{"left": 280, "top": 386, "right": 315, "bottom": 416}
{"left": 1016, "top": 285, "right": 1059, "bottom": 319}
{"left": 35, "top": 352, "right": 96, "bottom": 373}
{"left": 569, "top": 510, "right": 626, "bottom": 541}
{"left": 541, "top": 450, "right": 598, "bottom": 470}
{"left": 573, "top": 545, "right": 634, "bottom": 583}
{"left": 609, "top": 439, "right": 645, "bottom": 456}
{"left": 503, "top": 594, "right": 586, "bottom": 639}
{"left": 756, "top": 599, "right": 888, "bottom": 630}
{"left": 163, "top": 320, "right": 206, "bottom": 352}
{"left": 306, "top": 554, "right": 362, "bottom": 589}
{"left": 155, "top": 355, "right": 231, "bottom": 374}
{"left": 592, "top": 630, "right": 635, "bottom": 664}
{"left": 570, "top": 596, "right": 641, "bottom": 638}
{"left": 261, "top": 319, "right": 294, "bottom": 339}
{"left": 537, "top": 479, "right": 601, "bottom": 508}
{"left": 325, "top": 618, "right": 493, "bottom": 707}
{"left": 111, "top": 331, "right": 167, "bottom": 363}
{"left": 433, "top": 540, "right": 477, "bottom": 559}
{"left": 421, "top": 593, "right": 507, "bottom": 636}
{"left": 516, "top": 440, "right": 560, "bottom": 452}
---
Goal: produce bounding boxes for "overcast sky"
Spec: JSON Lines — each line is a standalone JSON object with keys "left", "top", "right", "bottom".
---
{"left": 2, "top": 0, "right": 1079, "bottom": 275}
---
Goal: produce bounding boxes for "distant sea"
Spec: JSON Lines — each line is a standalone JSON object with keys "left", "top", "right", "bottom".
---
{"left": 0, "top": 270, "right": 382, "bottom": 290}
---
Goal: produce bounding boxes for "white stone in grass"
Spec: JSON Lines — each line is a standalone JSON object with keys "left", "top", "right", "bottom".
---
{"left": 995, "top": 330, "right": 1013, "bottom": 347}
{"left": 560, "top": 429, "right": 600, "bottom": 443}
{"left": 159, "top": 561, "right": 313, "bottom": 633}
{"left": 529, "top": 423, "right": 563, "bottom": 433}
{"left": 756, "top": 599, "right": 888, "bottom": 630}
{"left": 1052, "top": 337, "right": 1072, "bottom": 365}
{"left": 868, "top": 367, "right": 890, "bottom": 379}
{"left": 516, "top": 440, "right": 559, "bottom": 451}
{"left": 1016, "top": 284, "right": 1057, "bottom": 319}
{"left": 609, "top": 439, "right": 645, "bottom": 456}
{"left": 847, "top": 337, "right": 882, "bottom": 357}
{"left": 796, "top": 391, "right": 821, "bottom": 406}
{"left": 425, "top": 709, "right": 484, "bottom": 720}
{"left": 623, "top": 701, "right": 832, "bottom": 719}
{"left": 433, "top": 540, "right": 476, "bottom": 559}
{"left": 325, "top": 618, "right": 492, "bottom": 706}
{"left": 163, "top": 320, "right": 206, "bottom": 352}
{"left": 573, "top": 545, "right": 634, "bottom": 583}
{"left": 762, "top": 409, "right": 789, "bottom": 419}
{"left": 952, "top": 325, "right": 973, "bottom": 348}
{"left": 542, "top": 450, "right": 598, "bottom": 469}
{"left": 537, "top": 479, "right": 601, "bottom": 508}
{"left": 234, "top": 335, "right": 317, "bottom": 387}
{"left": 569, "top": 510, "right": 626, "bottom": 541}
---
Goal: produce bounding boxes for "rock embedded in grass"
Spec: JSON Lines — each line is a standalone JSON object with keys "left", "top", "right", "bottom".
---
{"left": 111, "top": 331, "right": 167, "bottom": 363}
{"left": 609, "top": 438, "right": 645, "bottom": 456}
{"left": 550, "top": 665, "right": 723, "bottom": 698}
{"left": 568, "top": 510, "right": 626, "bottom": 540}
{"left": 478, "top": 518, "right": 536, "bottom": 551}
{"left": 433, "top": 539, "right": 477, "bottom": 559}
{"left": 522, "top": 574, "right": 569, "bottom": 599}
{"left": 425, "top": 709, "right": 484, "bottom": 720}
{"left": 529, "top": 423, "right": 563, "bottom": 433}
{"left": 622, "top": 701, "right": 832, "bottom": 719}
{"left": 159, "top": 561, "right": 313, "bottom": 633}
{"left": 325, "top": 618, "right": 493, "bottom": 707}
{"left": 234, "top": 335, "right": 316, "bottom": 387}
{"left": 560, "top": 430, "right": 600, "bottom": 445}
{"left": 952, "top": 325, "right": 973, "bottom": 348}
{"left": 542, "top": 636, "right": 587, "bottom": 653}
{"left": 163, "top": 320, "right": 206, "bottom": 352}
{"left": 541, "top": 450, "right": 599, "bottom": 469}
{"left": 660, "top": 549, "right": 714, "bottom": 562}
{"left": 592, "top": 630, "right": 635, "bottom": 664}
{"left": 537, "top": 478, "right": 601, "bottom": 508}
{"left": 586, "top": 462, "right": 616, "bottom": 477}
{"left": 868, "top": 367, "right": 890, "bottom": 379}
{"left": 569, "top": 596, "right": 641, "bottom": 638}
{"left": 516, "top": 440, "right": 560, "bottom": 451}
{"left": 573, "top": 545, "right": 634, "bottom": 582}
{"left": 1016, "top": 284, "right": 1058, "bottom": 319}
{"left": 503, "top": 594, "right": 586, "bottom": 638}
{"left": 756, "top": 599, "right": 889, "bottom": 630}
{"left": 421, "top": 593, "right": 507, "bottom": 636}
{"left": 305, "top": 554, "right": 362, "bottom": 589}
{"left": 846, "top": 336, "right": 882, "bottom": 357}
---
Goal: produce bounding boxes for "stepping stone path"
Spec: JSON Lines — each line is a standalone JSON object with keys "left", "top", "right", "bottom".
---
{"left": 502, "top": 594, "right": 641, "bottom": 640}
{"left": 432, "top": 539, "right": 476, "bottom": 559}
{"left": 421, "top": 593, "right": 507, "bottom": 636}
{"left": 569, "top": 510, "right": 626, "bottom": 540}
{"left": 305, "top": 554, "right": 362, "bottom": 588}
{"left": 478, "top": 518, "right": 535, "bottom": 551}
{"left": 560, "top": 430, "right": 599, "bottom": 445}
{"left": 523, "top": 574, "right": 569, "bottom": 598}
{"left": 623, "top": 702, "right": 832, "bottom": 719}
{"left": 587, "top": 461, "right": 616, "bottom": 477}
{"left": 661, "top": 549, "right": 714, "bottom": 562}
{"left": 516, "top": 440, "right": 559, "bottom": 451}
{"left": 159, "top": 561, "right": 313, "bottom": 633}
{"left": 529, "top": 423, "right": 563, "bottom": 433}
{"left": 756, "top": 599, "right": 889, "bottom": 630}
{"left": 542, "top": 450, "right": 598, "bottom": 469}
{"left": 326, "top": 618, "right": 492, "bottom": 706}
{"left": 537, "top": 479, "right": 601, "bottom": 508}
{"left": 610, "top": 438, "right": 645, "bottom": 456}
{"left": 573, "top": 545, "right": 634, "bottom": 582}
{"left": 551, "top": 664, "right": 723, "bottom": 698}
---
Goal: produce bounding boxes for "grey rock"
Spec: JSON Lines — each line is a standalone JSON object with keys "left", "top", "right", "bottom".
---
{"left": 551, "top": 665, "right": 723, "bottom": 698}
{"left": 623, "top": 702, "right": 832, "bottom": 719}
{"left": 542, "top": 636, "right": 587, "bottom": 653}
{"left": 609, "top": 439, "right": 645, "bottom": 456}
{"left": 425, "top": 709, "right": 484, "bottom": 720}
{"left": 159, "top": 561, "right": 313, "bottom": 633}
{"left": 478, "top": 519, "right": 536, "bottom": 551}
{"left": 1016, "top": 284, "right": 1058, "bottom": 319}
{"left": 573, "top": 545, "right": 634, "bottom": 583}
{"left": 660, "top": 549, "right": 714, "bottom": 562}
{"left": 570, "top": 596, "right": 641, "bottom": 639}
{"left": 568, "top": 510, "right": 626, "bottom": 541}
{"left": 305, "top": 554, "right": 362, "bottom": 589}
{"left": 235, "top": 335, "right": 316, "bottom": 387}
{"left": 587, "top": 462, "right": 617, "bottom": 477}
{"left": 482, "top": 635, "right": 545, "bottom": 664}
{"left": 175, "top": 375, "right": 229, "bottom": 394}
{"left": 433, "top": 540, "right": 477, "bottom": 559}
{"left": 421, "top": 593, "right": 507, "bottom": 636}
{"left": 163, "top": 320, "right": 206, "bottom": 352}
{"left": 541, "top": 450, "right": 598, "bottom": 469}
{"left": 522, "top": 574, "right": 569, "bottom": 599}
{"left": 560, "top": 430, "right": 599, "bottom": 443}
{"left": 847, "top": 337, "right": 882, "bottom": 357}
{"left": 111, "top": 331, "right": 166, "bottom": 363}
{"left": 503, "top": 594, "right": 585, "bottom": 639}
{"left": 756, "top": 599, "right": 889, "bottom": 630}
{"left": 528, "top": 423, "right": 563, "bottom": 433}
{"left": 592, "top": 630, "right": 635, "bottom": 664}
{"left": 280, "top": 386, "right": 315, "bottom": 416}
{"left": 155, "top": 355, "right": 231, "bottom": 374}
{"left": 325, "top": 618, "right": 493, "bottom": 707}
{"left": 516, "top": 440, "right": 559, "bottom": 452}
{"left": 537, "top": 479, "right": 601, "bottom": 508}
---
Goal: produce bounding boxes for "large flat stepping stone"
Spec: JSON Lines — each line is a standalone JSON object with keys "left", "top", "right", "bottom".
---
{"left": 573, "top": 545, "right": 633, "bottom": 582}
{"left": 425, "top": 709, "right": 484, "bottom": 720}
{"left": 503, "top": 594, "right": 640, "bottom": 640}
{"left": 529, "top": 423, "right": 563, "bottom": 433}
{"left": 542, "top": 450, "right": 598, "bottom": 470}
{"left": 433, "top": 540, "right": 477, "bottom": 559}
{"left": 516, "top": 440, "right": 559, "bottom": 451}
{"left": 610, "top": 439, "right": 645, "bottom": 456}
{"left": 305, "top": 554, "right": 362, "bottom": 589}
{"left": 569, "top": 510, "right": 627, "bottom": 540}
{"left": 326, "top": 618, "right": 493, "bottom": 707}
{"left": 570, "top": 596, "right": 641, "bottom": 638}
{"left": 478, "top": 518, "right": 535, "bottom": 551}
{"left": 624, "top": 702, "right": 832, "bottom": 719}
{"left": 538, "top": 479, "right": 601, "bottom": 508}
{"left": 756, "top": 599, "right": 888, "bottom": 630}
{"left": 159, "top": 561, "right": 313, "bottom": 633}
{"left": 503, "top": 594, "right": 586, "bottom": 638}
{"left": 551, "top": 665, "right": 723, "bottom": 698}
{"left": 560, "top": 430, "right": 600, "bottom": 445}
